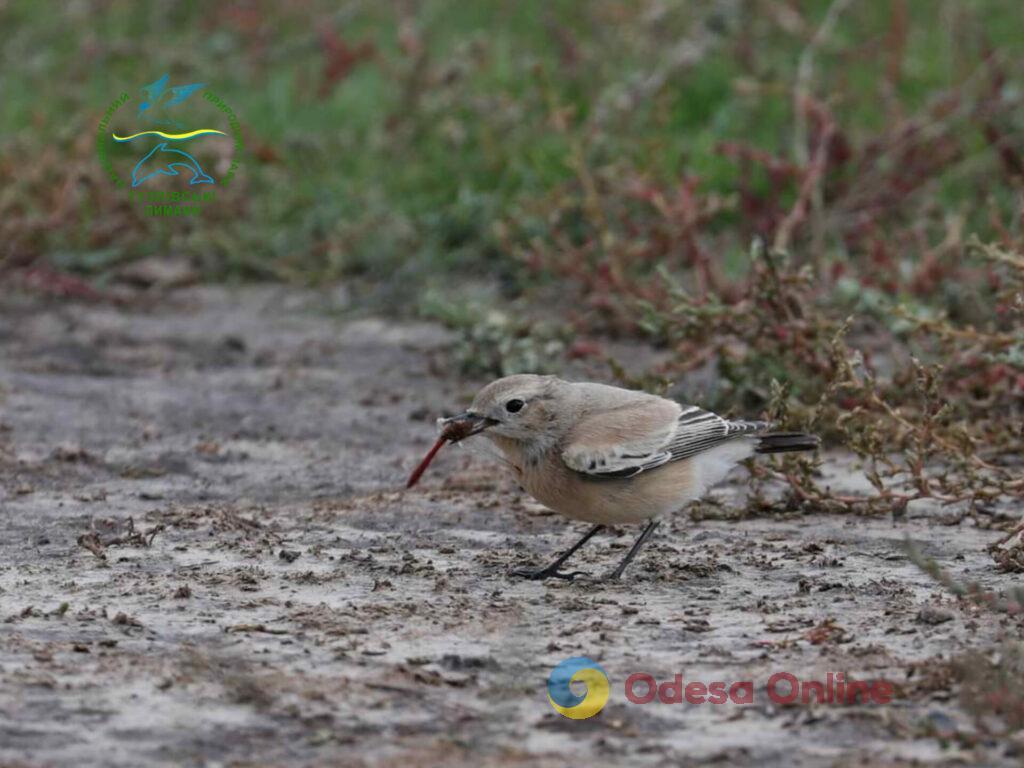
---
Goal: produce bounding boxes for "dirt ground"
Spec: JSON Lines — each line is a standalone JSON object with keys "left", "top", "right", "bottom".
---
{"left": 1, "top": 287, "right": 1021, "bottom": 767}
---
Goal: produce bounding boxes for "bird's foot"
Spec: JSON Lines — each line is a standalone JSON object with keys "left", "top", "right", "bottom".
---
{"left": 510, "top": 565, "right": 586, "bottom": 581}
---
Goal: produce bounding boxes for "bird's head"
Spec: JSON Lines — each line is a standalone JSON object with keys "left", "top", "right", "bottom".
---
{"left": 440, "top": 374, "right": 572, "bottom": 451}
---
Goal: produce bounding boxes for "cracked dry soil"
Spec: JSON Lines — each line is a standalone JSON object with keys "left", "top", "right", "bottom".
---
{"left": 1, "top": 287, "right": 1021, "bottom": 767}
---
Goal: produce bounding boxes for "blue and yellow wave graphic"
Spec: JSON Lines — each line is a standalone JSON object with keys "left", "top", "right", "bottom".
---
{"left": 112, "top": 129, "right": 226, "bottom": 143}
{"left": 547, "top": 657, "right": 610, "bottom": 719}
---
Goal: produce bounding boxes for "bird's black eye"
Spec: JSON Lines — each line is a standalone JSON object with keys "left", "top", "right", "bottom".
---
{"left": 505, "top": 398, "right": 525, "bottom": 413}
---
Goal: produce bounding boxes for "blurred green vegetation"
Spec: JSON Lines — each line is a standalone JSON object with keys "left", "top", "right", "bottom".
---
{"left": 2, "top": 0, "right": 1022, "bottom": 525}
{"left": 1, "top": 0, "right": 1022, "bottom": 309}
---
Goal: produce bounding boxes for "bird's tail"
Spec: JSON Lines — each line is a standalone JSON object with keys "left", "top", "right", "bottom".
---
{"left": 754, "top": 432, "right": 819, "bottom": 454}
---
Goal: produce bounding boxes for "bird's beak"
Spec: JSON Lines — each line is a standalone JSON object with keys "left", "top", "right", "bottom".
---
{"left": 439, "top": 411, "right": 498, "bottom": 441}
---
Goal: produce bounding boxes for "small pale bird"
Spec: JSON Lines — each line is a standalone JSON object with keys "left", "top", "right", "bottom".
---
{"left": 441, "top": 374, "right": 818, "bottom": 580}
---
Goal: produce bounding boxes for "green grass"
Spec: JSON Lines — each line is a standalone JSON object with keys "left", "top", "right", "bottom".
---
{"left": 2, "top": 0, "right": 1022, "bottom": 305}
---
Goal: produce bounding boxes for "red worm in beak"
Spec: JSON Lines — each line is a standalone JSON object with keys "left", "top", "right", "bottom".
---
{"left": 406, "top": 435, "right": 447, "bottom": 488}
{"left": 403, "top": 417, "right": 483, "bottom": 489}
{"left": 405, "top": 418, "right": 481, "bottom": 488}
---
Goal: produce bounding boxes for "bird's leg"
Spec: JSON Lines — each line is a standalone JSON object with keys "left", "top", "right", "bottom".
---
{"left": 604, "top": 520, "right": 660, "bottom": 581}
{"left": 511, "top": 524, "right": 604, "bottom": 581}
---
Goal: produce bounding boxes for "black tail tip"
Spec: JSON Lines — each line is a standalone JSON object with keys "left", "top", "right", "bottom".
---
{"left": 755, "top": 432, "right": 820, "bottom": 454}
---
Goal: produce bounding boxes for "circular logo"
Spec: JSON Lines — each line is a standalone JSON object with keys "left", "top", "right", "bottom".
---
{"left": 547, "top": 657, "right": 610, "bottom": 719}
{"left": 96, "top": 73, "right": 243, "bottom": 217}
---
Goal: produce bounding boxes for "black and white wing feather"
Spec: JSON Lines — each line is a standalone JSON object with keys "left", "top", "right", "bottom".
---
{"left": 564, "top": 402, "right": 769, "bottom": 479}
{"left": 666, "top": 406, "right": 769, "bottom": 463}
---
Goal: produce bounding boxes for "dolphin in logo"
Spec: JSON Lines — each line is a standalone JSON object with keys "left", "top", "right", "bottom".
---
{"left": 131, "top": 142, "right": 214, "bottom": 187}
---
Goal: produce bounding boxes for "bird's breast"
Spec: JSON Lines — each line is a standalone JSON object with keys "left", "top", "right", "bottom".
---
{"left": 490, "top": 437, "right": 699, "bottom": 525}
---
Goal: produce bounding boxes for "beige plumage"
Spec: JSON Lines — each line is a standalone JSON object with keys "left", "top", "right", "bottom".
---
{"left": 442, "top": 374, "right": 818, "bottom": 580}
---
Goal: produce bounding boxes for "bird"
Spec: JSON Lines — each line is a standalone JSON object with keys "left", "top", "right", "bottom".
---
{"left": 440, "top": 374, "right": 819, "bottom": 581}
{"left": 138, "top": 74, "right": 206, "bottom": 128}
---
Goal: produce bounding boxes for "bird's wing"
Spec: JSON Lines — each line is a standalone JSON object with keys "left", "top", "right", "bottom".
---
{"left": 140, "top": 74, "right": 168, "bottom": 103}
{"left": 564, "top": 402, "right": 769, "bottom": 479}
{"left": 561, "top": 395, "right": 681, "bottom": 476}
{"left": 167, "top": 83, "right": 206, "bottom": 106}
{"left": 138, "top": 74, "right": 169, "bottom": 115}
{"left": 663, "top": 406, "right": 769, "bottom": 462}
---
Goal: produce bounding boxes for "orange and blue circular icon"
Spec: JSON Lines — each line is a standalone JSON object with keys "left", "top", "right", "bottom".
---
{"left": 547, "top": 656, "right": 610, "bottom": 719}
